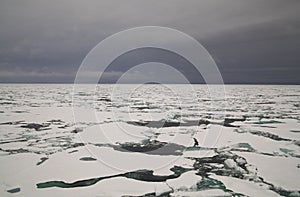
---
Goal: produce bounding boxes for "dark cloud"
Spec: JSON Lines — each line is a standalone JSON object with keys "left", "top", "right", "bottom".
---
{"left": 0, "top": 0, "right": 299, "bottom": 84}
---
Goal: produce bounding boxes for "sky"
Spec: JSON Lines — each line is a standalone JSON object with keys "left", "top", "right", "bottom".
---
{"left": 0, "top": 0, "right": 299, "bottom": 84}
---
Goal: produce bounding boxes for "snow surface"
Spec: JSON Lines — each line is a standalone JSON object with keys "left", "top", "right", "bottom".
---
{"left": 0, "top": 84, "right": 299, "bottom": 196}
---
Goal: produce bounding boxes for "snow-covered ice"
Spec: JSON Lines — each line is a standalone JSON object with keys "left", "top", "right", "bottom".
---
{"left": 0, "top": 84, "right": 299, "bottom": 196}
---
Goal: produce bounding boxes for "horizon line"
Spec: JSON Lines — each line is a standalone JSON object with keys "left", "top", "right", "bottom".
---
{"left": 0, "top": 82, "right": 299, "bottom": 85}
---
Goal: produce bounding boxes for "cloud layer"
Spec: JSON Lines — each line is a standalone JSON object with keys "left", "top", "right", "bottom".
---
{"left": 0, "top": 0, "right": 299, "bottom": 84}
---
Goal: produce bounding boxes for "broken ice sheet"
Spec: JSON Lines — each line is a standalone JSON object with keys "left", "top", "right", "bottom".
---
{"left": 0, "top": 84, "right": 300, "bottom": 196}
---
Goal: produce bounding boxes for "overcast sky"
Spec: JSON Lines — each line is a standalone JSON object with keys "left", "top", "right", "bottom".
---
{"left": 0, "top": 0, "right": 299, "bottom": 84}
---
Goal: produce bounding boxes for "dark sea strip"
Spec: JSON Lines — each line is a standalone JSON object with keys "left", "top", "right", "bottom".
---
{"left": 126, "top": 118, "right": 245, "bottom": 128}
{"left": 37, "top": 167, "right": 187, "bottom": 189}
{"left": 7, "top": 187, "right": 21, "bottom": 193}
